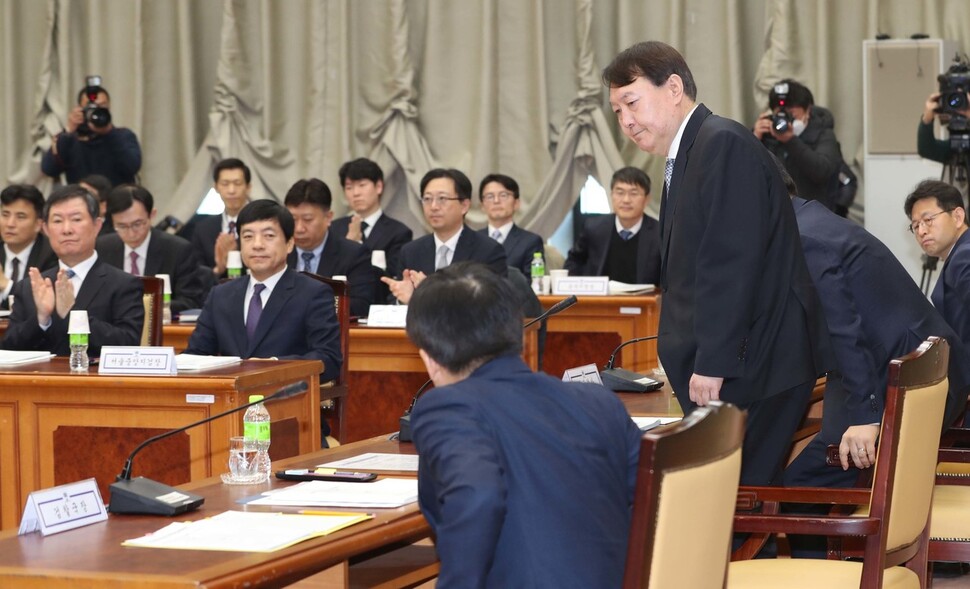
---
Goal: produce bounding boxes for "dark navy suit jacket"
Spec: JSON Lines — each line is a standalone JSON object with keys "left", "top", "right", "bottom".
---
{"left": 394, "top": 226, "right": 507, "bottom": 278}
{"left": 933, "top": 228, "right": 970, "bottom": 359}
{"left": 181, "top": 214, "right": 229, "bottom": 270}
{"left": 286, "top": 234, "right": 378, "bottom": 317}
{"left": 184, "top": 269, "right": 342, "bottom": 382}
{"left": 411, "top": 355, "right": 641, "bottom": 588}
{"left": 0, "top": 234, "right": 58, "bottom": 310}
{"left": 331, "top": 213, "right": 413, "bottom": 273}
{"left": 96, "top": 228, "right": 206, "bottom": 313}
{"left": 784, "top": 198, "right": 970, "bottom": 487}
{"left": 564, "top": 213, "right": 661, "bottom": 284}
{"left": 478, "top": 224, "right": 544, "bottom": 278}
{"left": 2, "top": 259, "right": 144, "bottom": 356}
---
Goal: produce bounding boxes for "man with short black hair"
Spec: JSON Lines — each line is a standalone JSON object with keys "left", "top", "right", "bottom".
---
{"left": 905, "top": 180, "right": 970, "bottom": 359}
{"left": 477, "top": 173, "right": 544, "bottom": 277}
{"left": 565, "top": 166, "right": 661, "bottom": 284}
{"left": 382, "top": 168, "right": 506, "bottom": 304}
{"left": 283, "top": 178, "right": 377, "bottom": 317}
{"left": 180, "top": 158, "right": 251, "bottom": 277}
{"left": 333, "top": 158, "right": 413, "bottom": 273}
{"left": 41, "top": 85, "right": 141, "bottom": 186}
{"left": 408, "top": 262, "right": 640, "bottom": 587}
{"left": 96, "top": 184, "right": 205, "bottom": 313}
{"left": 0, "top": 184, "right": 58, "bottom": 309}
{"left": 2, "top": 185, "right": 143, "bottom": 356}
{"left": 185, "top": 200, "right": 342, "bottom": 382}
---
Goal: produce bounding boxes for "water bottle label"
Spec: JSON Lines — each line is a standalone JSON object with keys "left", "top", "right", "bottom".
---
{"left": 244, "top": 421, "right": 271, "bottom": 442}
{"left": 69, "top": 333, "right": 88, "bottom": 346}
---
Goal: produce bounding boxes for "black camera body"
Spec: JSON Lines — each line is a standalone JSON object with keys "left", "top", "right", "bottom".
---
{"left": 769, "top": 82, "right": 793, "bottom": 134}
{"left": 76, "top": 75, "right": 112, "bottom": 138}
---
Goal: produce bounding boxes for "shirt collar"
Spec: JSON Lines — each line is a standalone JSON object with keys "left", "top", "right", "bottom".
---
{"left": 667, "top": 104, "right": 700, "bottom": 160}
{"left": 615, "top": 216, "right": 643, "bottom": 236}
{"left": 247, "top": 265, "right": 287, "bottom": 298}
{"left": 360, "top": 209, "right": 383, "bottom": 228}
{"left": 487, "top": 221, "right": 514, "bottom": 241}
{"left": 59, "top": 251, "right": 98, "bottom": 283}
{"left": 296, "top": 233, "right": 328, "bottom": 264}
{"left": 4, "top": 240, "right": 35, "bottom": 264}
{"left": 434, "top": 226, "right": 464, "bottom": 253}
{"left": 123, "top": 230, "right": 151, "bottom": 261}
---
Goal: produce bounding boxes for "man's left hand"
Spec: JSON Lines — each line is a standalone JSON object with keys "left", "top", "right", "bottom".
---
{"left": 839, "top": 424, "right": 879, "bottom": 470}
{"left": 53, "top": 269, "right": 76, "bottom": 319}
{"left": 689, "top": 373, "right": 724, "bottom": 406}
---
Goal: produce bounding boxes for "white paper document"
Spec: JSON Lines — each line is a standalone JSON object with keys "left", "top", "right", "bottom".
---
{"left": 248, "top": 478, "right": 418, "bottom": 509}
{"left": 608, "top": 281, "right": 656, "bottom": 295}
{"left": 122, "top": 510, "right": 372, "bottom": 552}
{"left": 631, "top": 416, "right": 682, "bottom": 431}
{"left": 175, "top": 354, "right": 242, "bottom": 371}
{"left": 0, "top": 350, "right": 54, "bottom": 366}
{"left": 319, "top": 452, "right": 419, "bottom": 472}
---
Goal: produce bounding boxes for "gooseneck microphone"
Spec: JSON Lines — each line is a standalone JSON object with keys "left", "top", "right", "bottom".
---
{"left": 109, "top": 380, "right": 309, "bottom": 516}
{"left": 398, "top": 296, "right": 579, "bottom": 442}
{"left": 600, "top": 335, "right": 664, "bottom": 392}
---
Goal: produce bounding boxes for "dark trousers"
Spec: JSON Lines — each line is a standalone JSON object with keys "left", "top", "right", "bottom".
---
{"left": 736, "top": 380, "right": 816, "bottom": 486}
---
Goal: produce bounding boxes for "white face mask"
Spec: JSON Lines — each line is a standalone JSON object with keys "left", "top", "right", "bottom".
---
{"left": 792, "top": 118, "right": 806, "bottom": 136}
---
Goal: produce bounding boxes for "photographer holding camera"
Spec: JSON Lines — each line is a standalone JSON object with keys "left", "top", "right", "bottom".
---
{"left": 41, "top": 77, "right": 141, "bottom": 187}
{"left": 754, "top": 79, "right": 846, "bottom": 215}
{"left": 918, "top": 58, "right": 970, "bottom": 165}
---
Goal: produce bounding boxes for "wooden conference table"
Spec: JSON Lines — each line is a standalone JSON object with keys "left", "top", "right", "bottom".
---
{"left": 0, "top": 385, "right": 683, "bottom": 588}
{"left": 0, "top": 358, "right": 322, "bottom": 532}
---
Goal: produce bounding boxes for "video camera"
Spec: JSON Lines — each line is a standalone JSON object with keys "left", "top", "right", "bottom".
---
{"left": 770, "top": 82, "right": 793, "bottom": 133}
{"left": 77, "top": 75, "right": 112, "bottom": 138}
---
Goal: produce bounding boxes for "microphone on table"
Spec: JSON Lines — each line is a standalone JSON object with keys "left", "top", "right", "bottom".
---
{"left": 398, "top": 295, "right": 579, "bottom": 443}
{"left": 600, "top": 335, "right": 665, "bottom": 393}
{"left": 109, "top": 380, "right": 309, "bottom": 516}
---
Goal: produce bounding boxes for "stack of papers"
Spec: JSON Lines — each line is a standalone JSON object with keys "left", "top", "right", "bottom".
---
{"left": 608, "top": 281, "right": 656, "bottom": 295}
{"left": 631, "top": 416, "right": 682, "bottom": 432}
{"left": 0, "top": 350, "right": 54, "bottom": 367}
{"left": 319, "top": 453, "right": 419, "bottom": 472}
{"left": 175, "top": 354, "right": 242, "bottom": 371}
{"left": 248, "top": 478, "right": 418, "bottom": 509}
{"left": 122, "top": 510, "right": 372, "bottom": 552}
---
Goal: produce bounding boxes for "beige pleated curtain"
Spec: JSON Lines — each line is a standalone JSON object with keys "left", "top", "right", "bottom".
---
{"left": 3, "top": 0, "right": 970, "bottom": 235}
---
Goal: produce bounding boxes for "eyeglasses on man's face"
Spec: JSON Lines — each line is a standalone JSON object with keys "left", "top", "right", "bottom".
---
{"left": 482, "top": 191, "right": 514, "bottom": 203}
{"left": 419, "top": 194, "right": 462, "bottom": 207}
{"left": 908, "top": 209, "right": 952, "bottom": 234}
{"left": 114, "top": 219, "right": 149, "bottom": 233}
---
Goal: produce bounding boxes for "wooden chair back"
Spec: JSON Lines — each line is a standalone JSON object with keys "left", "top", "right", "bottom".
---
{"left": 300, "top": 272, "right": 349, "bottom": 385}
{"left": 623, "top": 402, "right": 745, "bottom": 589}
{"left": 139, "top": 276, "right": 163, "bottom": 347}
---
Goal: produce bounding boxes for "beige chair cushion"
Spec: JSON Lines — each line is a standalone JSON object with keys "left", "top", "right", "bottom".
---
{"left": 931, "top": 485, "right": 970, "bottom": 540}
{"left": 728, "top": 559, "right": 918, "bottom": 589}
{"left": 937, "top": 461, "right": 970, "bottom": 477}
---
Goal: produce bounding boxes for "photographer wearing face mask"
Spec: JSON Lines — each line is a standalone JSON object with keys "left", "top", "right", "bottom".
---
{"left": 753, "top": 79, "right": 845, "bottom": 215}
{"left": 41, "top": 76, "right": 142, "bottom": 188}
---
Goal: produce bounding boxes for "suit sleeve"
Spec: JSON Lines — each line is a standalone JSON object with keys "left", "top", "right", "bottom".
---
{"left": 282, "top": 282, "right": 342, "bottom": 382}
{"left": 184, "top": 290, "right": 220, "bottom": 355}
{"left": 801, "top": 235, "right": 883, "bottom": 425}
{"left": 170, "top": 243, "right": 206, "bottom": 313}
{"left": 692, "top": 133, "right": 776, "bottom": 377}
{"left": 63, "top": 274, "right": 144, "bottom": 350}
{"left": 1, "top": 279, "right": 47, "bottom": 350}
{"left": 564, "top": 224, "right": 589, "bottom": 275}
{"left": 345, "top": 245, "right": 378, "bottom": 317}
{"left": 944, "top": 246, "right": 970, "bottom": 320}
{"left": 412, "top": 391, "right": 506, "bottom": 588}
{"left": 384, "top": 224, "right": 413, "bottom": 277}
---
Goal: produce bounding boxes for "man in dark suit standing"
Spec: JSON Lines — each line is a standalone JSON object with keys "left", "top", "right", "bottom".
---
{"left": 564, "top": 166, "right": 661, "bottom": 284}
{"left": 184, "top": 200, "right": 342, "bottom": 383}
{"left": 283, "top": 178, "right": 377, "bottom": 317}
{"left": 604, "top": 41, "right": 830, "bottom": 485}
{"left": 783, "top": 184, "right": 970, "bottom": 488}
{"left": 2, "top": 185, "right": 143, "bottom": 356}
{"left": 477, "top": 173, "right": 544, "bottom": 277}
{"left": 905, "top": 181, "right": 970, "bottom": 366}
{"left": 179, "top": 158, "right": 251, "bottom": 278}
{"left": 408, "top": 262, "right": 640, "bottom": 587}
{"left": 96, "top": 185, "right": 205, "bottom": 313}
{"left": 0, "top": 185, "right": 58, "bottom": 309}
{"left": 332, "top": 158, "right": 413, "bottom": 273}
{"left": 382, "top": 168, "right": 506, "bottom": 304}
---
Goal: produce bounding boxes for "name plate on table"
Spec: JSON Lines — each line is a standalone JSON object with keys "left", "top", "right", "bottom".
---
{"left": 98, "top": 346, "right": 177, "bottom": 375}
{"left": 19, "top": 478, "right": 107, "bottom": 536}
{"left": 553, "top": 276, "right": 609, "bottom": 296}
{"left": 562, "top": 363, "right": 604, "bottom": 384}
{"left": 367, "top": 305, "right": 408, "bottom": 327}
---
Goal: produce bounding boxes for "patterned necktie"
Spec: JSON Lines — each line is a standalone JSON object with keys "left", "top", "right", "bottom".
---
{"left": 665, "top": 157, "right": 675, "bottom": 189}
{"left": 435, "top": 245, "right": 450, "bottom": 271}
{"left": 360, "top": 220, "right": 370, "bottom": 242}
{"left": 65, "top": 269, "right": 76, "bottom": 279}
{"left": 301, "top": 251, "right": 315, "bottom": 272}
{"left": 10, "top": 257, "right": 20, "bottom": 284}
{"left": 228, "top": 220, "right": 237, "bottom": 237}
{"left": 491, "top": 229, "right": 502, "bottom": 243}
{"left": 619, "top": 229, "right": 633, "bottom": 241}
{"left": 129, "top": 251, "right": 140, "bottom": 276}
{"left": 246, "top": 283, "right": 266, "bottom": 340}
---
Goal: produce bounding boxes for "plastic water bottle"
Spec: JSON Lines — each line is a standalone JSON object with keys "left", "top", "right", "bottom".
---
{"left": 162, "top": 293, "right": 172, "bottom": 325}
{"left": 69, "top": 333, "right": 89, "bottom": 372}
{"left": 243, "top": 395, "right": 271, "bottom": 481}
{"left": 530, "top": 252, "right": 545, "bottom": 295}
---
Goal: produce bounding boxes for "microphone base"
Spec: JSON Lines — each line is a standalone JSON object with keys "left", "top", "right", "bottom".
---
{"left": 398, "top": 413, "right": 413, "bottom": 443}
{"left": 109, "top": 477, "right": 204, "bottom": 516}
{"left": 600, "top": 367, "right": 664, "bottom": 393}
